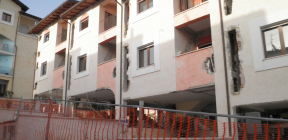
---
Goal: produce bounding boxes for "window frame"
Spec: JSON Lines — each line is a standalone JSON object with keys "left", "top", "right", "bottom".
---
{"left": 138, "top": 43, "right": 154, "bottom": 68}
{"left": 138, "top": 0, "right": 153, "bottom": 13}
{"left": 44, "top": 32, "right": 50, "bottom": 43}
{"left": 78, "top": 54, "right": 87, "bottom": 73}
{"left": 261, "top": 20, "right": 288, "bottom": 58}
{"left": 41, "top": 61, "right": 47, "bottom": 76}
{"left": 2, "top": 12, "right": 11, "bottom": 23}
{"left": 80, "top": 17, "right": 89, "bottom": 31}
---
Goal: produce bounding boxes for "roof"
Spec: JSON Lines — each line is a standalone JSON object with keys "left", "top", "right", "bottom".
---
{"left": 19, "top": 11, "right": 42, "bottom": 21}
{"left": 28, "top": 0, "right": 78, "bottom": 34}
{"left": 60, "top": 0, "right": 99, "bottom": 20}
{"left": 12, "top": 0, "right": 29, "bottom": 12}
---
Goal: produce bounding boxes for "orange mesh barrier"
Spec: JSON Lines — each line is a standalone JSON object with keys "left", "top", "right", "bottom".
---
{"left": 0, "top": 99, "right": 286, "bottom": 140}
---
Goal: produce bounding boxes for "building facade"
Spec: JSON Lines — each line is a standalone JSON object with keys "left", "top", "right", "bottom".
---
{"left": 0, "top": 0, "right": 41, "bottom": 99}
{"left": 32, "top": 0, "right": 288, "bottom": 121}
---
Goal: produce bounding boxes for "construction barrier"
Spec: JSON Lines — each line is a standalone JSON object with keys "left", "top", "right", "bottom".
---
{"left": 0, "top": 98, "right": 288, "bottom": 140}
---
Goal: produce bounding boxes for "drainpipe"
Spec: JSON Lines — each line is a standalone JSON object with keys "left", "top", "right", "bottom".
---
{"left": 60, "top": 16, "right": 72, "bottom": 107}
{"left": 11, "top": 14, "right": 20, "bottom": 95}
{"left": 115, "top": 0, "right": 123, "bottom": 105}
{"left": 218, "top": 0, "right": 232, "bottom": 136}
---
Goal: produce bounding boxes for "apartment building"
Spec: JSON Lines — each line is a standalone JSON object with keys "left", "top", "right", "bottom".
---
{"left": 31, "top": 0, "right": 288, "bottom": 121}
{"left": 0, "top": 0, "right": 41, "bottom": 99}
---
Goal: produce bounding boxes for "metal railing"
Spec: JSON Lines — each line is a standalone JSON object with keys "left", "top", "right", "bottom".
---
{"left": 179, "top": 0, "right": 208, "bottom": 12}
{"left": 0, "top": 66, "right": 13, "bottom": 76}
{"left": 56, "top": 31, "right": 67, "bottom": 45}
{"left": 18, "top": 25, "right": 35, "bottom": 37}
{"left": 0, "top": 97, "right": 287, "bottom": 139}
{"left": 100, "top": 15, "right": 117, "bottom": 33}
{"left": 0, "top": 42, "right": 15, "bottom": 53}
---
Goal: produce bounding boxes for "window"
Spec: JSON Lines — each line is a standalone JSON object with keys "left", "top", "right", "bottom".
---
{"left": 78, "top": 54, "right": 87, "bottom": 72}
{"left": 139, "top": 44, "right": 154, "bottom": 68}
{"left": 138, "top": 0, "right": 153, "bottom": 13}
{"left": 44, "top": 32, "right": 49, "bottom": 43}
{"left": 262, "top": 22, "right": 288, "bottom": 58}
{"left": 41, "top": 61, "right": 47, "bottom": 76}
{"left": 2, "top": 12, "right": 11, "bottom": 22}
{"left": 80, "top": 16, "right": 89, "bottom": 31}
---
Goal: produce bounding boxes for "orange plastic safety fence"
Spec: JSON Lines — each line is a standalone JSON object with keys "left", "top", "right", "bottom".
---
{"left": 0, "top": 99, "right": 286, "bottom": 140}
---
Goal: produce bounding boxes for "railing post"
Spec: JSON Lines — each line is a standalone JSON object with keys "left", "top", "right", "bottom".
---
{"left": 45, "top": 98, "right": 53, "bottom": 140}
{"left": 12, "top": 96, "right": 22, "bottom": 140}
{"left": 138, "top": 100, "right": 144, "bottom": 140}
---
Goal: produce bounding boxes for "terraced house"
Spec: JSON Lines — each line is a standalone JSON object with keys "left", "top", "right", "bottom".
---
{"left": 0, "top": 0, "right": 41, "bottom": 98}
{"left": 31, "top": 0, "right": 288, "bottom": 123}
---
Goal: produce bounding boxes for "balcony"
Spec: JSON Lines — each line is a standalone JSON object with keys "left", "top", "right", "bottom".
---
{"left": 0, "top": 42, "right": 15, "bottom": 55}
{"left": 0, "top": 66, "right": 13, "bottom": 76}
{"left": 175, "top": 46, "right": 214, "bottom": 91}
{"left": 18, "top": 25, "right": 35, "bottom": 38}
{"left": 55, "top": 31, "right": 67, "bottom": 53}
{"left": 97, "top": 59, "right": 116, "bottom": 94}
{"left": 174, "top": 0, "right": 209, "bottom": 28}
{"left": 99, "top": 15, "right": 117, "bottom": 44}
{"left": 53, "top": 65, "right": 65, "bottom": 89}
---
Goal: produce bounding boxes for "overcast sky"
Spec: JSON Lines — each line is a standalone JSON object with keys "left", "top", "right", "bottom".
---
{"left": 20, "top": 0, "right": 67, "bottom": 18}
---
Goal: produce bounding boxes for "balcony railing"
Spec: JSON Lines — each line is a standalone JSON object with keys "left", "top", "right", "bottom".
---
{"left": 18, "top": 25, "right": 35, "bottom": 37}
{"left": 0, "top": 42, "right": 15, "bottom": 53}
{"left": 100, "top": 15, "right": 117, "bottom": 33}
{"left": 0, "top": 66, "right": 13, "bottom": 76}
{"left": 179, "top": 0, "right": 208, "bottom": 12}
{"left": 56, "top": 31, "right": 67, "bottom": 45}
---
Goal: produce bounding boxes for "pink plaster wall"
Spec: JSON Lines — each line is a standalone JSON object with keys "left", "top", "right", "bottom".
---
{"left": 174, "top": 2, "right": 210, "bottom": 29}
{"left": 98, "top": 26, "right": 117, "bottom": 45}
{"left": 97, "top": 59, "right": 116, "bottom": 94}
{"left": 55, "top": 41, "right": 67, "bottom": 54}
{"left": 52, "top": 66, "right": 65, "bottom": 89}
{"left": 175, "top": 47, "right": 214, "bottom": 91}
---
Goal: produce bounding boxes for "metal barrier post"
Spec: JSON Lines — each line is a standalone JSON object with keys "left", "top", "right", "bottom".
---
{"left": 45, "top": 99, "right": 53, "bottom": 140}
{"left": 12, "top": 96, "right": 22, "bottom": 140}
{"left": 138, "top": 100, "right": 144, "bottom": 140}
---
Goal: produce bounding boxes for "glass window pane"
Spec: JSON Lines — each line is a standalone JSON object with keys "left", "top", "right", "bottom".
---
{"left": 7, "top": 15, "right": 11, "bottom": 22}
{"left": 139, "top": 49, "right": 148, "bottom": 68}
{"left": 264, "top": 28, "right": 282, "bottom": 57}
{"left": 79, "top": 57, "right": 85, "bottom": 72}
{"left": 42, "top": 62, "right": 47, "bottom": 76}
{"left": 81, "top": 19, "right": 89, "bottom": 30}
{"left": 2, "top": 13, "right": 5, "bottom": 21}
{"left": 139, "top": 1, "right": 147, "bottom": 13}
{"left": 282, "top": 25, "right": 288, "bottom": 54}
{"left": 149, "top": 46, "right": 154, "bottom": 65}
{"left": 149, "top": 0, "right": 153, "bottom": 8}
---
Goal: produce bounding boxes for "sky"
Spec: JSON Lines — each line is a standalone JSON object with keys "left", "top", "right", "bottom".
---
{"left": 20, "top": 0, "right": 67, "bottom": 18}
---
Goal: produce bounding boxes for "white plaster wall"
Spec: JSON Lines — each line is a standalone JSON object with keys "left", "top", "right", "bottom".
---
{"left": 116, "top": 0, "right": 177, "bottom": 103}
{"left": 34, "top": 23, "right": 58, "bottom": 95}
{"left": 210, "top": 0, "right": 288, "bottom": 116}
{"left": 66, "top": 4, "right": 100, "bottom": 97}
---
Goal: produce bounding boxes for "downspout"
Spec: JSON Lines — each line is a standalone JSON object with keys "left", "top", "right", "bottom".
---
{"left": 115, "top": 0, "right": 123, "bottom": 105}
{"left": 11, "top": 14, "right": 20, "bottom": 94}
{"left": 218, "top": 0, "right": 232, "bottom": 136}
{"left": 60, "top": 16, "right": 72, "bottom": 107}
